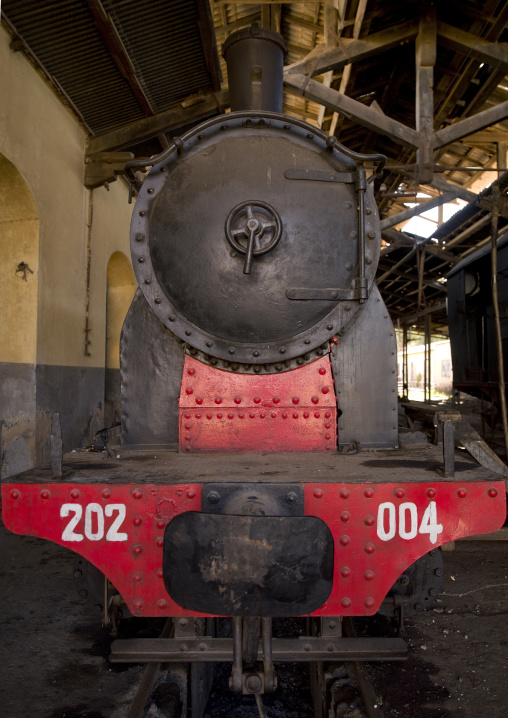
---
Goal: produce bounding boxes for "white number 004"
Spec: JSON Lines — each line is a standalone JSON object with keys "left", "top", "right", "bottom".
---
{"left": 377, "top": 501, "right": 443, "bottom": 544}
{"left": 60, "top": 503, "right": 128, "bottom": 542}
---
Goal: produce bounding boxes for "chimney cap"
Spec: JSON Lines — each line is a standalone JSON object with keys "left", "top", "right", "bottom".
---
{"left": 222, "top": 22, "right": 287, "bottom": 59}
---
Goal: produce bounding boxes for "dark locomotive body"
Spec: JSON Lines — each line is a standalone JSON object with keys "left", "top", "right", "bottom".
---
{"left": 447, "top": 234, "right": 508, "bottom": 407}
{"left": 2, "top": 24, "right": 506, "bottom": 706}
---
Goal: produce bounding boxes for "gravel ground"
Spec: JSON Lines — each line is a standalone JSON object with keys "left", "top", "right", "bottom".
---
{"left": 1, "top": 512, "right": 506, "bottom": 718}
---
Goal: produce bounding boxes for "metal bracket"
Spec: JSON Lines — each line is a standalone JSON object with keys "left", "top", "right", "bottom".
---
{"left": 286, "top": 279, "right": 368, "bottom": 302}
{"left": 202, "top": 483, "right": 304, "bottom": 516}
{"left": 284, "top": 169, "right": 355, "bottom": 183}
{"left": 84, "top": 151, "right": 134, "bottom": 189}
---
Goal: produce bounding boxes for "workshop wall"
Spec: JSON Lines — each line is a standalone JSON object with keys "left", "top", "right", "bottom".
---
{"left": 0, "top": 27, "right": 134, "bottom": 477}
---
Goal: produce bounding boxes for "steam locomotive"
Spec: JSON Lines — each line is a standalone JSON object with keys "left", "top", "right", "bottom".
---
{"left": 2, "top": 24, "right": 506, "bottom": 708}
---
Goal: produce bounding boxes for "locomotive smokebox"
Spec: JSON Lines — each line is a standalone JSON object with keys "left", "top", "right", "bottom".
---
{"left": 223, "top": 23, "right": 286, "bottom": 113}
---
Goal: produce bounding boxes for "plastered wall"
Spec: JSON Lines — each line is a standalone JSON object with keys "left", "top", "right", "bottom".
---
{"left": 0, "top": 27, "right": 134, "bottom": 475}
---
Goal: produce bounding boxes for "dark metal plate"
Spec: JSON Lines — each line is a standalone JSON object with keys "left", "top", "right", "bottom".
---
{"left": 202, "top": 483, "right": 304, "bottom": 516}
{"left": 163, "top": 512, "right": 333, "bottom": 616}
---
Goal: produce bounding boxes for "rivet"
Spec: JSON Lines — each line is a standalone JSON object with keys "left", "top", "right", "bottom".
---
{"left": 275, "top": 364, "right": 283, "bottom": 371}
{"left": 186, "top": 488, "right": 196, "bottom": 499}
{"left": 253, "top": 397, "right": 261, "bottom": 404}
{"left": 345, "top": 305, "right": 351, "bottom": 311}
{"left": 133, "top": 572, "right": 142, "bottom": 583}
{"left": 319, "top": 367, "right": 326, "bottom": 375}
{"left": 157, "top": 599, "right": 168, "bottom": 609}
{"left": 253, "top": 366, "right": 261, "bottom": 373}
{"left": 286, "top": 492, "right": 297, "bottom": 504}
{"left": 179, "top": 644, "right": 187, "bottom": 652}
{"left": 144, "top": 278, "right": 151, "bottom": 285}
{"left": 157, "top": 520, "right": 165, "bottom": 529}
{"left": 260, "top": 413, "right": 265, "bottom": 419}
{"left": 169, "top": 315, "right": 176, "bottom": 322}
{"left": 325, "top": 412, "right": 331, "bottom": 418}
{"left": 155, "top": 298, "right": 161, "bottom": 304}
{"left": 147, "top": 187, "right": 155, "bottom": 194}
{"left": 341, "top": 597, "right": 352, "bottom": 608}
{"left": 133, "top": 599, "right": 143, "bottom": 610}
{"left": 228, "top": 413, "right": 234, "bottom": 419}
{"left": 156, "top": 537, "right": 163, "bottom": 547}
{"left": 185, "top": 330, "right": 192, "bottom": 336}
{"left": 303, "top": 411, "right": 310, "bottom": 418}
{"left": 185, "top": 414, "right": 191, "bottom": 419}
{"left": 253, "top": 350, "right": 260, "bottom": 357}
{"left": 364, "top": 570, "right": 375, "bottom": 581}
{"left": 234, "top": 396, "right": 242, "bottom": 404}
{"left": 271, "top": 412, "right": 277, "bottom": 418}
{"left": 350, "top": 231, "right": 357, "bottom": 240}
{"left": 365, "top": 543, "right": 375, "bottom": 554}
{"left": 341, "top": 567, "right": 351, "bottom": 578}
{"left": 366, "top": 208, "right": 372, "bottom": 215}
{"left": 457, "top": 488, "right": 467, "bottom": 498}
{"left": 206, "top": 341, "right": 213, "bottom": 347}
{"left": 325, "top": 434, "right": 331, "bottom": 440}
{"left": 279, "top": 347, "right": 286, "bottom": 354}
{"left": 340, "top": 511, "right": 350, "bottom": 522}
{"left": 366, "top": 257, "right": 372, "bottom": 265}
{"left": 132, "top": 489, "right": 143, "bottom": 499}
{"left": 304, "top": 644, "right": 311, "bottom": 652}
{"left": 325, "top": 445, "right": 331, "bottom": 450}
{"left": 307, "top": 132, "right": 314, "bottom": 139}
{"left": 282, "top": 412, "right": 288, "bottom": 419}
{"left": 157, "top": 568, "right": 163, "bottom": 578}
{"left": 195, "top": 397, "right": 203, "bottom": 404}
{"left": 207, "top": 491, "right": 220, "bottom": 504}
{"left": 314, "top": 412, "right": 320, "bottom": 418}
{"left": 187, "top": 368, "right": 195, "bottom": 376}
{"left": 250, "top": 413, "right": 255, "bottom": 419}
{"left": 10, "top": 489, "right": 20, "bottom": 500}
{"left": 160, "top": 165, "right": 167, "bottom": 172}
{"left": 395, "top": 488, "right": 405, "bottom": 498}
{"left": 133, "top": 516, "right": 142, "bottom": 526}
{"left": 368, "top": 231, "right": 376, "bottom": 239}
{"left": 345, "top": 202, "right": 352, "bottom": 209}
{"left": 135, "top": 233, "right": 144, "bottom": 241}
{"left": 229, "top": 348, "right": 235, "bottom": 354}
{"left": 325, "top": 422, "right": 331, "bottom": 429}
{"left": 215, "top": 397, "right": 222, "bottom": 404}
{"left": 70, "top": 489, "right": 80, "bottom": 500}
{"left": 239, "top": 413, "right": 244, "bottom": 418}
{"left": 186, "top": 388, "right": 193, "bottom": 395}
{"left": 427, "top": 488, "right": 436, "bottom": 498}
{"left": 327, "top": 643, "right": 334, "bottom": 652}
{"left": 102, "top": 489, "right": 111, "bottom": 499}
{"left": 273, "top": 396, "right": 280, "bottom": 404}
{"left": 133, "top": 545, "right": 143, "bottom": 555}
{"left": 138, "top": 257, "right": 145, "bottom": 263}
{"left": 314, "top": 488, "right": 323, "bottom": 499}
{"left": 340, "top": 488, "right": 350, "bottom": 499}
{"left": 199, "top": 642, "right": 207, "bottom": 651}
{"left": 365, "top": 597, "right": 375, "bottom": 608}
{"left": 364, "top": 515, "right": 375, "bottom": 526}
{"left": 40, "top": 489, "right": 50, "bottom": 500}
{"left": 139, "top": 210, "right": 146, "bottom": 217}
{"left": 340, "top": 535, "right": 350, "bottom": 546}
{"left": 311, "top": 396, "right": 319, "bottom": 404}
{"left": 292, "top": 412, "right": 299, "bottom": 419}
{"left": 364, "top": 488, "right": 374, "bottom": 498}
{"left": 345, "top": 262, "right": 353, "bottom": 271}
{"left": 304, "top": 339, "right": 311, "bottom": 345}
{"left": 217, "top": 413, "right": 223, "bottom": 419}
{"left": 322, "top": 387, "right": 329, "bottom": 394}
{"left": 292, "top": 397, "right": 299, "bottom": 404}
{"left": 488, "top": 488, "right": 498, "bottom": 497}
{"left": 184, "top": 446, "right": 191, "bottom": 452}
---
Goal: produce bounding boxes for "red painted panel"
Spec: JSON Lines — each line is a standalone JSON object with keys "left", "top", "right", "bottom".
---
{"left": 178, "top": 355, "right": 337, "bottom": 453}
{"left": 2, "top": 480, "right": 505, "bottom": 618}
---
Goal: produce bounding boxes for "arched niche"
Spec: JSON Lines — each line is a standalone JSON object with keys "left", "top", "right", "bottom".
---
{"left": 105, "top": 251, "right": 136, "bottom": 426}
{"left": 0, "top": 153, "right": 39, "bottom": 477}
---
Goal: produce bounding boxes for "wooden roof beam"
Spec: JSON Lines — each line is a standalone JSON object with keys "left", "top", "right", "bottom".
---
{"left": 380, "top": 190, "right": 457, "bottom": 231}
{"left": 434, "top": 101, "right": 508, "bottom": 150}
{"left": 284, "top": 20, "right": 418, "bottom": 78}
{"left": 284, "top": 74, "right": 419, "bottom": 148}
{"left": 415, "top": 8, "right": 436, "bottom": 185}
{"left": 437, "top": 22, "right": 508, "bottom": 74}
{"left": 86, "top": 90, "right": 229, "bottom": 155}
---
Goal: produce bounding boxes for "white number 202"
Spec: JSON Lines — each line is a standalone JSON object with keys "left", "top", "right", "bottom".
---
{"left": 60, "top": 503, "right": 128, "bottom": 542}
{"left": 377, "top": 501, "right": 443, "bottom": 544}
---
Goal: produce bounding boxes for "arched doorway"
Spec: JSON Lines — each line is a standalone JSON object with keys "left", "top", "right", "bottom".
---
{"left": 0, "top": 154, "right": 39, "bottom": 477}
{"left": 104, "top": 251, "right": 136, "bottom": 426}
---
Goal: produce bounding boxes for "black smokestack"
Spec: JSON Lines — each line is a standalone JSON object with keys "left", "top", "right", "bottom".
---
{"left": 223, "top": 23, "right": 287, "bottom": 113}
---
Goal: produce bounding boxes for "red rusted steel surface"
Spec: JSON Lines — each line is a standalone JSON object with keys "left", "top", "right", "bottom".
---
{"left": 178, "top": 355, "right": 337, "bottom": 453}
{"left": 3, "top": 480, "right": 505, "bottom": 618}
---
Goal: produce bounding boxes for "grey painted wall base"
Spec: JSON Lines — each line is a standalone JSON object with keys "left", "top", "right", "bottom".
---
{"left": 1, "top": 361, "right": 105, "bottom": 478}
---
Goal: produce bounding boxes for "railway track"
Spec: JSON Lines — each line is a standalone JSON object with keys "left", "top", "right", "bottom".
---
{"left": 120, "top": 617, "right": 386, "bottom": 718}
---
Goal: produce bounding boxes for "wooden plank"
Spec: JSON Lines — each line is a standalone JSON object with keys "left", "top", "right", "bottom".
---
{"left": 438, "top": 21, "right": 508, "bottom": 73}
{"left": 196, "top": 0, "right": 222, "bottom": 92}
{"left": 415, "top": 9, "right": 437, "bottom": 184}
{"left": 284, "top": 20, "right": 419, "bottom": 78}
{"left": 284, "top": 74, "right": 420, "bottom": 148}
{"left": 86, "top": 90, "right": 229, "bottom": 154}
{"left": 433, "top": 101, "right": 508, "bottom": 149}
